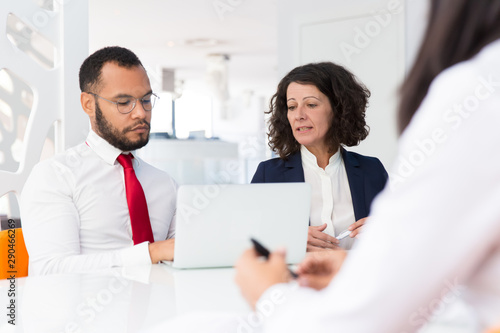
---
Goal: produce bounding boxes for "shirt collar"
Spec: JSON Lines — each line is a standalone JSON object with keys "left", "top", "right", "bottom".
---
{"left": 85, "top": 129, "right": 136, "bottom": 166}
{"left": 301, "top": 145, "right": 341, "bottom": 172}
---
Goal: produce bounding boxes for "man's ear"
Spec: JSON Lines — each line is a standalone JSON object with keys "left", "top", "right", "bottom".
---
{"left": 81, "top": 92, "right": 95, "bottom": 117}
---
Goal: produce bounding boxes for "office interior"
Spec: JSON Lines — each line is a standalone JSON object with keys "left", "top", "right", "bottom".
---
{"left": 0, "top": 0, "right": 486, "bottom": 332}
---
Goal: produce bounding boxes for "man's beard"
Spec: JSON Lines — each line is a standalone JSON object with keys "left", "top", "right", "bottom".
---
{"left": 94, "top": 101, "right": 150, "bottom": 151}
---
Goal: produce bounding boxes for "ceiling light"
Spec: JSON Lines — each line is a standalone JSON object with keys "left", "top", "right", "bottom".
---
{"left": 184, "top": 38, "right": 219, "bottom": 47}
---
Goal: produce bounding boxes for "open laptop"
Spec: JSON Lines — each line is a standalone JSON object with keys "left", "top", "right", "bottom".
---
{"left": 166, "top": 183, "right": 311, "bottom": 269}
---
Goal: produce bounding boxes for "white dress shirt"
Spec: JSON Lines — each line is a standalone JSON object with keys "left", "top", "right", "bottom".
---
{"left": 256, "top": 40, "right": 500, "bottom": 332}
{"left": 301, "top": 145, "right": 356, "bottom": 249}
{"left": 21, "top": 130, "right": 177, "bottom": 276}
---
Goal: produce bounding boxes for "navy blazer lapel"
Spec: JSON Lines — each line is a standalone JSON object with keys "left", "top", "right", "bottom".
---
{"left": 283, "top": 152, "right": 305, "bottom": 182}
{"left": 342, "top": 149, "right": 367, "bottom": 221}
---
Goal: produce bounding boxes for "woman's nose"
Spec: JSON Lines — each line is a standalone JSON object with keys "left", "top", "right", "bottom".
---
{"left": 295, "top": 105, "right": 306, "bottom": 120}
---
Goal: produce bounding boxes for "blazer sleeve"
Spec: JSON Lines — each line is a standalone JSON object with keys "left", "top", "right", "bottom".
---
{"left": 364, "top": 157, "right": 389, "bottom": 216}
{"left": 251, "top": 162, "right": 266, "bottom": 183}
{"left": 375, "top": 158, "right": 389, "bottom": 189}
{"left": 376, "top": 158, "right": 389, "bottom": 192}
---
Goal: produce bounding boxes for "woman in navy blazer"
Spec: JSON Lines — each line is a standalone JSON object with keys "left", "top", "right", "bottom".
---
{"left": 251, "top": 62, "right": 388, "bottom": 251}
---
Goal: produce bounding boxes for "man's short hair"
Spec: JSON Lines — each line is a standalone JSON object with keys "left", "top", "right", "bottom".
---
{"left": 79, "top": 46, "right": 143, "bottom": 93}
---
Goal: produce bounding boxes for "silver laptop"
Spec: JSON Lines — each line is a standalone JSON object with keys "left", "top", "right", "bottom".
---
{"left": 168, "top": 183, "right": 311, "bottom": 269}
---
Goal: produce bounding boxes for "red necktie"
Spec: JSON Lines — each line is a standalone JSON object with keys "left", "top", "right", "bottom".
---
{"left": 117, "top": 154, "right": 154, "bottom": 244}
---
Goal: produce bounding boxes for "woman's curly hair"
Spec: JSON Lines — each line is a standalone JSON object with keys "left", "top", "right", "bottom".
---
{"left": 267, "top": 62, "right": 370, "bottom": 159}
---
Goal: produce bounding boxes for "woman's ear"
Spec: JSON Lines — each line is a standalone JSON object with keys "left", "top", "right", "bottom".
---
{"left": 81, "top": 92, "right": 95, "bottom": 117}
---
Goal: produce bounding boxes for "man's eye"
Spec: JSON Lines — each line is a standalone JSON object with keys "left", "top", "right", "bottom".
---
{"left": 117, "top": 99, "right": 132, "bottom": 106}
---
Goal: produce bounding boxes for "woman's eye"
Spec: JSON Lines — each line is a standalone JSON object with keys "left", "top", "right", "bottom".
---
{"left": 287, "top": 105, "right": 296, "bottom": 111}
{"left": 308, "top": 104, "right": 317, "bottom": 108}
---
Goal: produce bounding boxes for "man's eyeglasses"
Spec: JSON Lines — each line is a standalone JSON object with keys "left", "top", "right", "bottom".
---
{"left": 87, "top": 92, "right": 159, "bottom": 114}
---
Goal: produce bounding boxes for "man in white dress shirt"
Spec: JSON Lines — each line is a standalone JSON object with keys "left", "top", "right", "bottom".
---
{"left": 21, "top": 46, "right": 177, "bottom": 275}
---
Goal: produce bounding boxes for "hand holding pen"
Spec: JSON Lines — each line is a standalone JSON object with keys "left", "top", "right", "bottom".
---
{"left": 250, "top": 238, "right": 298, "bottom": 278}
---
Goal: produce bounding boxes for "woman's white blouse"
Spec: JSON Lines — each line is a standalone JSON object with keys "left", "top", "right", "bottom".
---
{"left": 301, "top": 145, "right": 356, "bottom": 249}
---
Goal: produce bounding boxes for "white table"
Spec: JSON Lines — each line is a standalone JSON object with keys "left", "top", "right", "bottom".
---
{"left": 0, "top": 264, "right": 249, "bottom": 333}
{"left": 0, "top": 264, "right": 477, "bottom": 333}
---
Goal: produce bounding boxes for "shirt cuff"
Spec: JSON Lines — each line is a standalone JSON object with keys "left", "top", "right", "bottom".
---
{"left": 119, "top": 241, "right": 152, "bottom": 267}
{"left": 257, "top": 282, "right": 298, "bottom": 305}
{"left": 255, "top": 281, "right": 299, "bottom": 316}
{"left": 254, "top": 282, "right": 305, "bottom": 332}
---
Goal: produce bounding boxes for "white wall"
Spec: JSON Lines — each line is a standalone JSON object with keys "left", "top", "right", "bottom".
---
{"left": 405, "top": 0, "right": 430, "bottom": 71}
{"left": 276, "top": 0, "right": 429, "bottom": 169}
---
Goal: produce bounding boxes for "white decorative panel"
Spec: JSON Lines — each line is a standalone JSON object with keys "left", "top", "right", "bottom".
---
{"left": 0, "top": 0, "right": 88, "bottom": 222}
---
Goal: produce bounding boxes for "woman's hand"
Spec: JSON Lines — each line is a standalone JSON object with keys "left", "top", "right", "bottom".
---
{"left": 307, "top": 223, "right": 340, "bottom": 251}
{"left": 348, "top": 217, "right": 368, "bottom": 238}
{"left": 235, "top": 248, "right": 292, "bottom": 309}
{"left": 296, "top": 250, "right": 347, "bottom": 290}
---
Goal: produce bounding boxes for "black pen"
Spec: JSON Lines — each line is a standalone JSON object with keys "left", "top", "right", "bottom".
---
{"left": 250, "top": 238, "right": 298, "bottom": 279}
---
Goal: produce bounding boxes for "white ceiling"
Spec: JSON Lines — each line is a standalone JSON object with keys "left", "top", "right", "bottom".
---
{"left": 89, "top": 0, "right": 279, "bottom": 97}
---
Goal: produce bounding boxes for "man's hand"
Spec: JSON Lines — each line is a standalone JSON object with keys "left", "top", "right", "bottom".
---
{"left": 307, "top": 223, "right": 340, "bottom": 251}
{"left": 235, "top": 248, "right": 292, "bottom": 309}
{"left": 148, "top": 238, "right": 175, "bottom": 263}
{"left": 348, "top": 217, "right": 368, "bottom": 238}
{"left": 296, "top": 250, "right": 347, "bottom": 290}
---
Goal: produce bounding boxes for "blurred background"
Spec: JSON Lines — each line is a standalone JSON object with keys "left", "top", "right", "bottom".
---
{"left": 0, "top": 0, "right": 428, "bottom": 221}
{"left": 0, "top": 0, "right": 429, "bottom": 219}
{"left": 86, "top": 0, "right": 428, "bottom": 185}
{"left": 0, "top": 0, "right": 430, "bottom": 191}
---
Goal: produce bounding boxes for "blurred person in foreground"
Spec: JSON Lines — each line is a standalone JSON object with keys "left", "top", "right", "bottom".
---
{"left": 235, "top": 0, "right": 500, "bottom": 331}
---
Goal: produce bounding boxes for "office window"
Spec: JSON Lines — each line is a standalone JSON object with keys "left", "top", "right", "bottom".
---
{"left": 150, "top": 90, "right": 213, "bottom": 139}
